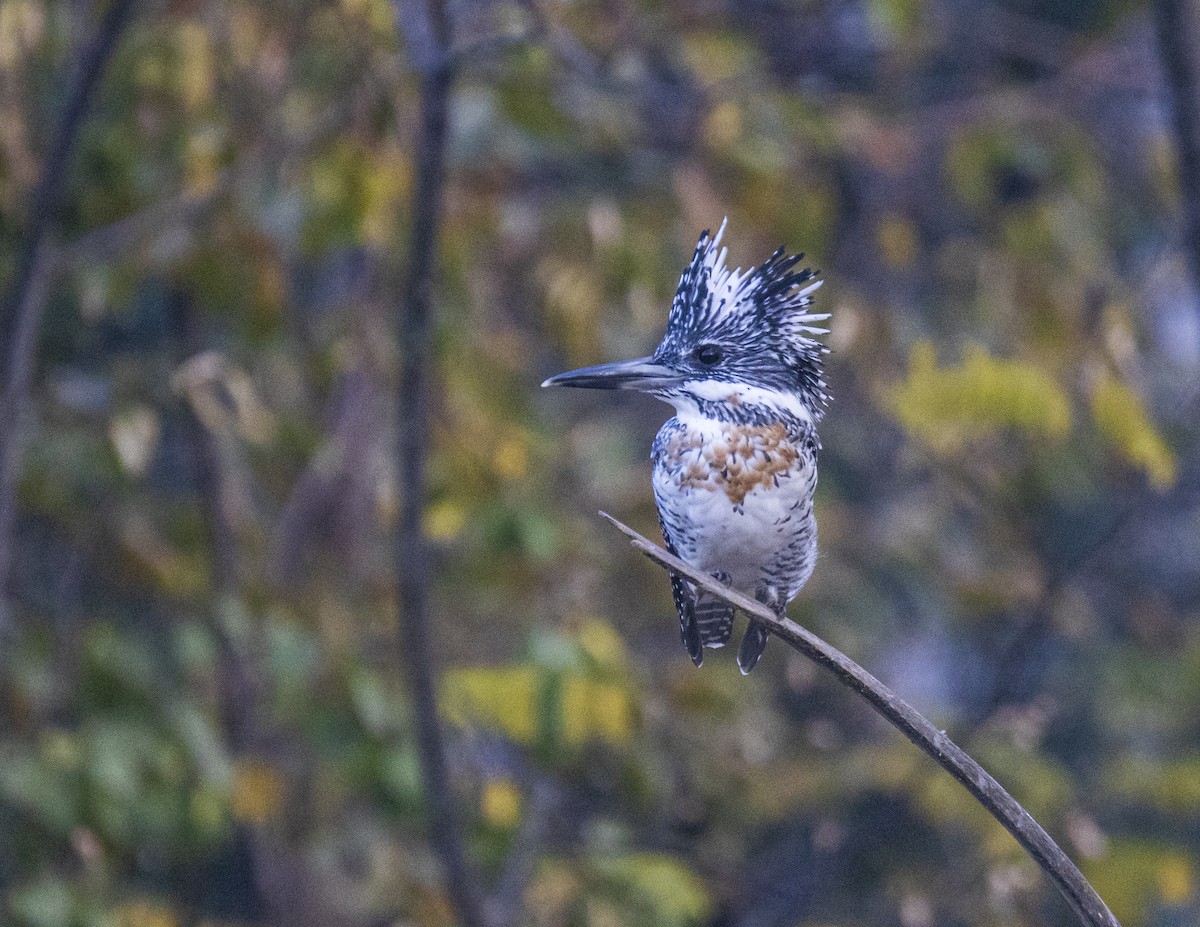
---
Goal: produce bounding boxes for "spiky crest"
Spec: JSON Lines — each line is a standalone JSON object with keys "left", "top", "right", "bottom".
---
{"left": 652, "top": 219, "right": 831, "bottom": 419}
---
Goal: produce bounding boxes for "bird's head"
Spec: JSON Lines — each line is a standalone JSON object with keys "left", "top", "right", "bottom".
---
{"left": 542, "top": 220, "right": 830, "bottom": 426}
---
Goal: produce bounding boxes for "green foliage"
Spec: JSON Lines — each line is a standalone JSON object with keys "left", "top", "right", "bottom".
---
{"left": 590, "top": 853, "right": 713, "bottom": 926}
{"left": 442, "top": 621, "right": 636, "bottom": 757}
{"left": 866, "top": 0, "right": 924, "bottom": 41}
{"left": 527, "top": 853, "right": 712, "bottom": 927}
{"left": 1083, "top": 840, "right": 1196, "bottom": 925}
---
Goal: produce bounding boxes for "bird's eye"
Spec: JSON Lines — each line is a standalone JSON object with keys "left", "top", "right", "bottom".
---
{"left": 695, "top": 344, "right": 723, "bottom": 366}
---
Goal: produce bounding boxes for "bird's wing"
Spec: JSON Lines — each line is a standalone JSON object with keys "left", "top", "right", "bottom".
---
{"left": 657, "top": 511, "right": 703, "bottom": 666}
{"left": 657, "top": 511, "right": 736, "bottom": 665}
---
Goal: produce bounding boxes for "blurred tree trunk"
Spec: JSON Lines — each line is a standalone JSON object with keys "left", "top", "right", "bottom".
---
{"left": 392, "top": 2, "right": 488, "bottom": 926}
{"left": 0, "top": 253, "right": 52, "bottom": 621}
{"left": 1154, "top": 0, "right": 1200, "bottom": 319}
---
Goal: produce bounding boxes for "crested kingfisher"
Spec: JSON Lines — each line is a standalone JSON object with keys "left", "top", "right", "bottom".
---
{"left": 543, "top": 220, "right": 829, "bottom": 673}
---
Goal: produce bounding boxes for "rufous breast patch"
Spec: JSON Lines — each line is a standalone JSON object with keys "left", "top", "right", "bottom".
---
{"left": 666, "top": 422, "right": 800, "bottom": 506}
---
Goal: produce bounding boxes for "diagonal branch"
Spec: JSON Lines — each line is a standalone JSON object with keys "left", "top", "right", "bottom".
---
{"left": 599, "top": 512, "right": 1119, "bottom": 927}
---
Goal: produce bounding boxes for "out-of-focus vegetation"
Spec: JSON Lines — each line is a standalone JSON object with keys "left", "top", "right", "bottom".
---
{"left": 1, "top": 0, "right": 1198, "bottom": 925}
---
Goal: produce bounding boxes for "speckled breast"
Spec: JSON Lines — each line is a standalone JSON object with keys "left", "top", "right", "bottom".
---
{"left": 651, "top": 416, "right": 819, "bottom": 597}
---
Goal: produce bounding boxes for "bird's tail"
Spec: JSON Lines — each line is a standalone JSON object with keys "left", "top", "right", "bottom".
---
{"left": 692, "top": 594, "right": 735, "bottom": 651}
{"left": 677, "top": 573, "right": 736, "bottom": 667}
{"left": 737, "top": 621, "right": 769, "bottom": 674}
{"left": 739, "top": 587, "right": 785, "bottom": 674}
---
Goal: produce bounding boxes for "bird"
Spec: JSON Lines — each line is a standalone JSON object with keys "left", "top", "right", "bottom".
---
{"left": 542, "top": 219, "right": 829, "bottom": 673}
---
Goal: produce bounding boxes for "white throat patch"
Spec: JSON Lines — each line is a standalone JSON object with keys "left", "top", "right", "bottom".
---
{"left": 669, "top": 379, "right": 815, "bottom": 426}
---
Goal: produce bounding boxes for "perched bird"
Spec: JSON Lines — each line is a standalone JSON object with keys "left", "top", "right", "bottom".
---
{"left": 543, "top": 220, "right": 829, "bottom": 673}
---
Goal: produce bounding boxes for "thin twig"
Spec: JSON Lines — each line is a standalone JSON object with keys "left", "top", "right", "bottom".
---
{"left": 169, "top": 290, "right": 257, "bottom": 743}
{"left": 392, "top": 1, "right": 487, "bottom": 925}
{"left": 0, "top": 0, "right": 138, "bottom": 602}
{"left": 599, "top": 511, "right": 1120, "bottom": 927}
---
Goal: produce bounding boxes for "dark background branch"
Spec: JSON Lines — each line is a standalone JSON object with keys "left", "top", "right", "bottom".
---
{"left": 601, "top": 512, "right": 1120, "bottom": 927}
{"left": 392, "top": 1, "right": 486, "bottom": 925}
{"left": 0, "top": 0, "right": 138, "bottom": 604}
{"left": 1154, "top": 0, "right": 1200, "bottom": 314}
{"left": 486, "top": 780, "right": 560, "bottom": 927}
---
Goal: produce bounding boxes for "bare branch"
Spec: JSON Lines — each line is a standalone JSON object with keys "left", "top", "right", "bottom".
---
{"left": 169, "top": 290, "right": 258, "bottom": 735}
{"left": 395, "top": 0, "right": 445, "bottom": 76}
{"left": 268, "top": 368, "right": 382, "bottom": 588}
{"left": 599, "top": 512, "right": 1120, "bottom": 927}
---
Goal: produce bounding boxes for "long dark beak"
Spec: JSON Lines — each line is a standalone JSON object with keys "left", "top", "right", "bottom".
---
{"left": 541, "top": 356, "right": 682, "bottom": 391}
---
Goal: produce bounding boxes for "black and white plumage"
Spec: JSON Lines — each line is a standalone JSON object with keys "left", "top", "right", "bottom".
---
{"left": 543, "top": 219, "right": 830, "bottom": 673}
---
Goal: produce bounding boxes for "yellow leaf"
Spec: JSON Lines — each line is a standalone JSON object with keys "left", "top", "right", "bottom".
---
{"left": 680, "top": 32, "right": 758, "bottom": 84}
{"left": 493, "top": 432, "right": 529, "bottom": 480}
{"left": 1091, "top": 372, "right": 1177, "bottom": 490}
{"left": 562, "top": 678, "right": 633, "bottom": 745}
{"left": 443, "top": 665, "right": 634, "bottom": 747}
{"left": 538, "top": 260, "right": 603, "bottom": 364}
{"left": 1109, "top": 755, "right": 1200, "bottom": 812}
{"left": 867, "top": 0, "right": 923, "bottom": 39}
{"left": 704, "top": 102, "right": 743, "bottom": 149}
{"left": 576, "top": 618, "right": 629, "bottom": 670}
{"left": 341, "top": 0, "right": 396, "bottom": 36}
{"left": 231, "top": 760, "right": 284, "bottom": 825}
{"left": 595, "top": 853, "right": 712, "bottom": 924}
{"left": 877, "top": 214, "right": 918, "bottom": 268}
{"left": 481, "top": 778, "right": 522, "bottom": 828}
{"left": 113, "top": 901, "right": 179, "bottom": 927}
{"left": 175, "top": 22, "right": 214, "bottom": 111}
{"left": 184, "top": 129, "right": 221, "bottom": 197}
{"left": 891, "top": 342, "right": 1070, "bottom": 452}
{"left": 1085, "top": 841, "right": 1196, "bottom": 923}
{"left": 1159, "top": 855, "right": 1193, "bottom": 905}
{"left": 362, "top": 142, "right": 412, "bottom": 246}
{"left": 442, "top": 667, "right": 539, "bottom": 743}
{"left": 426, "top": 500, "right": 467, "bottom": 541}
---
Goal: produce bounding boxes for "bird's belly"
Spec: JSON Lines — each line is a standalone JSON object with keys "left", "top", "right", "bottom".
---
{"left": 691, "top": 490, "right": 808, "bottom": 587}
{"left": 653, "top": 456, "right": 817, "bottom": 597}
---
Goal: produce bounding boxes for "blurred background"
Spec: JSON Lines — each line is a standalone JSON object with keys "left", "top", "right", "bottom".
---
{"left": 2, "top": 0, "right": 1199, "bottom": 925}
